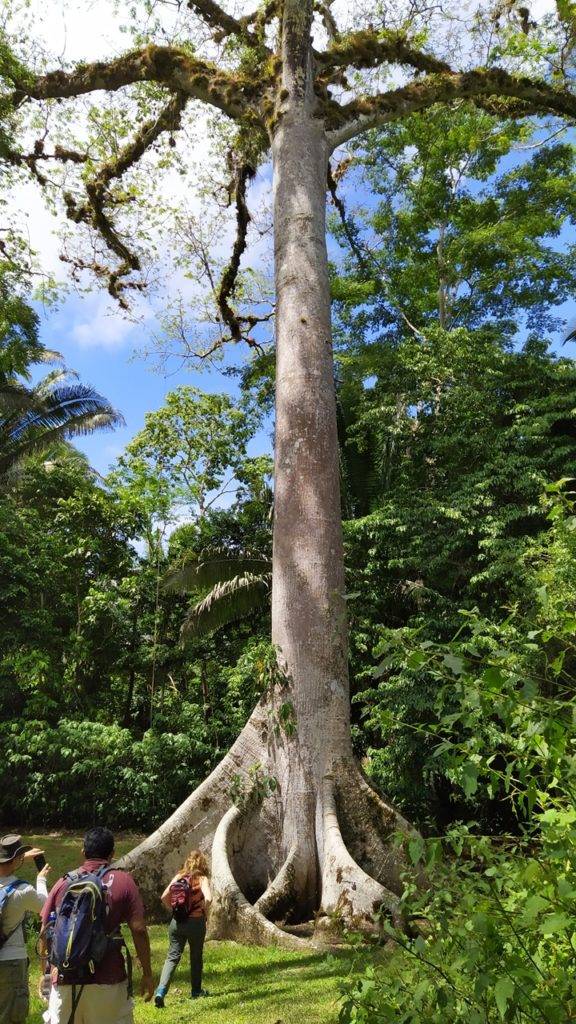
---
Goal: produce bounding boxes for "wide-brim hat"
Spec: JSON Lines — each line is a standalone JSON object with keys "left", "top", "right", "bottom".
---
{"left": 0, "top": 835, "right": 32, "bottom": 864}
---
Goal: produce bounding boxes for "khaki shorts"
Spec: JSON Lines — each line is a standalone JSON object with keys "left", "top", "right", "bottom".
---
{"left": 0, "top": 959, "right": 29, "bottom": 1024}
{"left": 45, "top": 982, "right": 133, "bottom": 1024}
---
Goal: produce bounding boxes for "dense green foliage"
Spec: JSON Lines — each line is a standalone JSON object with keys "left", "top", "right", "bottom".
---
{"left": 323, "top": 106, "right": 576, "bottom": 1023}
{"left": 342, "top": 328, "right": 576, "bottom": 822}
{"left": 0, "top": 385, "right": 272, "bottom": 826}
{"left": 327, "top": 108, "right": 576, "bottom": 823}
{"left": 341, "top": 487, "right": 576, "bottom": 1023}
{"left": 4, "top": 106, "right": 576, "bottom": 837}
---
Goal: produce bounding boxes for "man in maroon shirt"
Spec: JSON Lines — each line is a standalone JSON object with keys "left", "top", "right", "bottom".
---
{"left": 40, "top": 827, "right": 154, "bottom": 1024}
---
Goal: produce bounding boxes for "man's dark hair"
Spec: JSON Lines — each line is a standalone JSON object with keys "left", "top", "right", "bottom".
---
{"left": 83, "top": 827, "right": 115, "bottom": 860}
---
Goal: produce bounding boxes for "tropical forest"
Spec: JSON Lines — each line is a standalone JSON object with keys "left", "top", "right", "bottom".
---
{"left": 2, "top": 1, "right": 576, "bottom": 1022}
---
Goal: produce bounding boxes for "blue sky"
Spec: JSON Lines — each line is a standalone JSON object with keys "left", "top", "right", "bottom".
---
{"left": 33, "top": 135, "right": 576, "bottom": 480}
{"left": 34, "top": 288, "right": 273, "bottom": 477}
{"left": 14, "top": 0, "right": 570, "bottom": 481}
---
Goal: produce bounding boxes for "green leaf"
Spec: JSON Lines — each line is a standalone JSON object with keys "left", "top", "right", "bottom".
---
{"left": 494, "top": 976, "right": 514, "bottom": 1019}
{"left": 520, "top": 894, "right": 547, "bottom": 923}
{"left": 540, "top": 912, "right": 571, "bottom": 934}
{"left": 408, "top": 836, "right": 424, "bottom": 865}
{"left": 461, "top": 761, "right": 479, "bottom": 797}
{"left": 407, "top": 650, "right": 428, "bottom": 669}
{"left": 443, "top": 654, "right": 466, "bottom": 675}
{"left": 483, "top": 666, "right": 504, "bottom": 691}
{"left": 521, "top": 676, "right": 538, "bottom": 699}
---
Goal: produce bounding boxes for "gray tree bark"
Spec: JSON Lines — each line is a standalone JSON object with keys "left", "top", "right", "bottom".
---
{"left": 120, "top": 0, "right": 417, "bottom": 945}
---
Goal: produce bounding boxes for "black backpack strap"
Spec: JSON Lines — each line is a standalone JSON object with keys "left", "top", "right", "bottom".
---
{"left": 124, "top": 943, "right": 133, "bottom": 998}
{"left": 66, "top": 984, "right": 84, "bottom": 1024}
{"left": 81, "top": 865, "right": 132, "bottom": 999}
{"left": 61, "top": 870, "right": 84, "bottom": 885}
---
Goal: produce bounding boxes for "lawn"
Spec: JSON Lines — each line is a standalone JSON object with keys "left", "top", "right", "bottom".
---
{"left": 14, "top": 833, "right": 361, "bottom": 1024}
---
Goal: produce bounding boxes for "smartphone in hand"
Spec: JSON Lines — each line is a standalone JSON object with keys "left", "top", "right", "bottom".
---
{"left": 34, "top": 854, "right": 46, "bottom": 871}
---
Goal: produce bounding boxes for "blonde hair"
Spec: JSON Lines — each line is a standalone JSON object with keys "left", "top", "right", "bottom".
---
{"left": 178, "top": 849, "right": 209, "bottom": 879}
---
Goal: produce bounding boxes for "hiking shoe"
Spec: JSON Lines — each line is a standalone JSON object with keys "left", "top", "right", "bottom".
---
{"left": 154, "top": 994, "right": 165, "bottom": 1008}
{"left": 191, "top": 989, "right": 209, "bottom": 999}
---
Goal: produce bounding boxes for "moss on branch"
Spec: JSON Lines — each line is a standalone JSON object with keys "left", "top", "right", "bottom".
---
{"left": 63, "top": 90, "right": 189, "bottom": 306}
{"left": 3, "top": 140, "right": 87, "bottom": 185}
{"left": 316, "top": 29, "right": 451, "bottom": 77}
{"left": 188, "top": 0, "right": 254, "bottom": 43}
{"left": 20, "top": 45, "right": 258, "bottom": 120}
{"left": 326, "top": 68, "right": 576, "bottom": 144}
{"left": 213, "top": 152, "right": 272, "bottom": 354}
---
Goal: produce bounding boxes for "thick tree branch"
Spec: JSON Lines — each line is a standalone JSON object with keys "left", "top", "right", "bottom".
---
{"left": 326, "top": 68, "right": 576, "bottom": 149}
{"left": 315, "top": 1, "right": 341, "bottom": 42}
{"left": 188, "top": 0, "right": 255, "bottom": 45}
{"left": 317, "top": 29, "right": 451, "bottom": 77}
{"left": 19, "top": 46, "right": 252, "bottom": 120}
{"left": 246, "top": 0, "right": 279, "bottom": 38}
{"left": 64, "top": 91, "right": 188, "bottom": 305}
{"left": 213, "top": 155, "right": 268, "bottom": 353}
{"left": 188, "top": 0, "right": 279, "bottom": 50}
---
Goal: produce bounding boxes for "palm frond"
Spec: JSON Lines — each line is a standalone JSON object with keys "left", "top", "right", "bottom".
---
{"left": 0, "top": 374, "right": 124, "bottom": 480}
{"left": 0, "top": 379, "right": 34, "bottom": 418}
{"left": 36, "top": 348, "right": 64, "bottom": 365}
{"left": 165, "top": 553, "right": 271, "bottom": 593}
{"left": 181, "top": 573, "right": 272, "bottom": 638}
{"left": 32, "top": 369, "right": 78, "bottom": 396}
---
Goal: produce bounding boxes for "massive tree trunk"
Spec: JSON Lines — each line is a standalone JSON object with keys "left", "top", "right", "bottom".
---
{"left": 120, "top": 1, "right": 416, "bottom": 947}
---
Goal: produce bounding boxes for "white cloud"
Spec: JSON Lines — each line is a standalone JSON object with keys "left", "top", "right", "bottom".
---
{"left": 24, "top": 0, "right": 127, "bottom": 62}
{"left": 70, "top": 295, "right": 139, "bottom": 350}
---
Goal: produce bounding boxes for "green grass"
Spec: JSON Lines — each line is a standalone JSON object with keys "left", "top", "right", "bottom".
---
{"left": 15, "top": 833, "right": 360, "bottom": 1023}
{"left": 15, "top": 830, "right": 143, "bottom": 886}
{"left": 27, "top": 935, "right": 356, "bottom": 1023}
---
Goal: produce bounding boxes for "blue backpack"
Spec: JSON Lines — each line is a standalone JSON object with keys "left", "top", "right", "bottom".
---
{"left": 0, "top": 880, "right": 26, "bottom": 949}
{"left": 49, "top": 866, "right": 113, "bottom": 980}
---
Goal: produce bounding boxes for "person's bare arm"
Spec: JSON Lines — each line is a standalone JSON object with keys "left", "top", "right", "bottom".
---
{"left": 37, "top": 930, "right": 49, "bottom": 996}
{"left": 160, "top": 876, "right": 178, "bottom": 910}
{"left": 128, "top": 916, "right": 154, "bottom": 1001}
{"left": 200, "top": 877, "right": 212, "bottom": 910}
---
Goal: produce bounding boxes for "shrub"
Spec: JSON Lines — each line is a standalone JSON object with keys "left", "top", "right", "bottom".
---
{"left": 0, "top": 718, "right": 211, "bottom": 829}
{"left": 340, "top": 485, "right": 576, "bottom": 1024}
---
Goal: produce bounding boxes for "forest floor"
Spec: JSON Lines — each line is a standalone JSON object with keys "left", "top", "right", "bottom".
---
{"left": 18, "top": 832, "right": 363, "bottom": 1024}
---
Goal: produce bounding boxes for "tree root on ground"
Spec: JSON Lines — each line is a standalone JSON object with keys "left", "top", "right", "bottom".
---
{"left": 255, "top": 842, "right": 299, "bottom": 920}
{"left": 118, "top": 708, "right": 418, "bottom": 945}
{"left": 209, "top": 806, "right": 309, "bottom": 949}
{"left": 317, "top": 772, "right": 401, "bottom": 934}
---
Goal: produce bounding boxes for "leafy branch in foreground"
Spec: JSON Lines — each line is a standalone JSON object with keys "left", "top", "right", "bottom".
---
{"left": 342, "top": 485, "right": 576, "bottom": 1024}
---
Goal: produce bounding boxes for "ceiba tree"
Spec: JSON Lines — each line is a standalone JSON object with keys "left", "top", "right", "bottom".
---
{"left": 9, "top": 0, "right": 576, "bottom": 944}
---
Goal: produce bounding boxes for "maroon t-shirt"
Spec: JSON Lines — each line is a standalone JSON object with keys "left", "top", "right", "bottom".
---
{"left": 42, "top": 859, "right": 145, "bottom": 985}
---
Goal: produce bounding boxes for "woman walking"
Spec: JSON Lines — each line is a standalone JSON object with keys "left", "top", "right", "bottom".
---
{"left": 154, "top": 850, "right": 211, "bottom": 1008}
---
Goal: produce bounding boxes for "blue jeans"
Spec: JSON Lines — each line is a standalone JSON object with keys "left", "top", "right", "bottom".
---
{"left": 157, "top": 918, "right": 206, "bottom": 996}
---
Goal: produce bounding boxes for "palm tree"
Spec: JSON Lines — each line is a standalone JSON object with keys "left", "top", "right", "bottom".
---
{"left": 164, "top": 550, "right": 271, "bottom": 638}
{"left": 0, "top": 368, "right": 125, "bottom": 480}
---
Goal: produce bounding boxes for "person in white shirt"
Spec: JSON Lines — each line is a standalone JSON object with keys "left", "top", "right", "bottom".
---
{"left": 0, "top": 834, "right": 51, "bottom": 1024}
